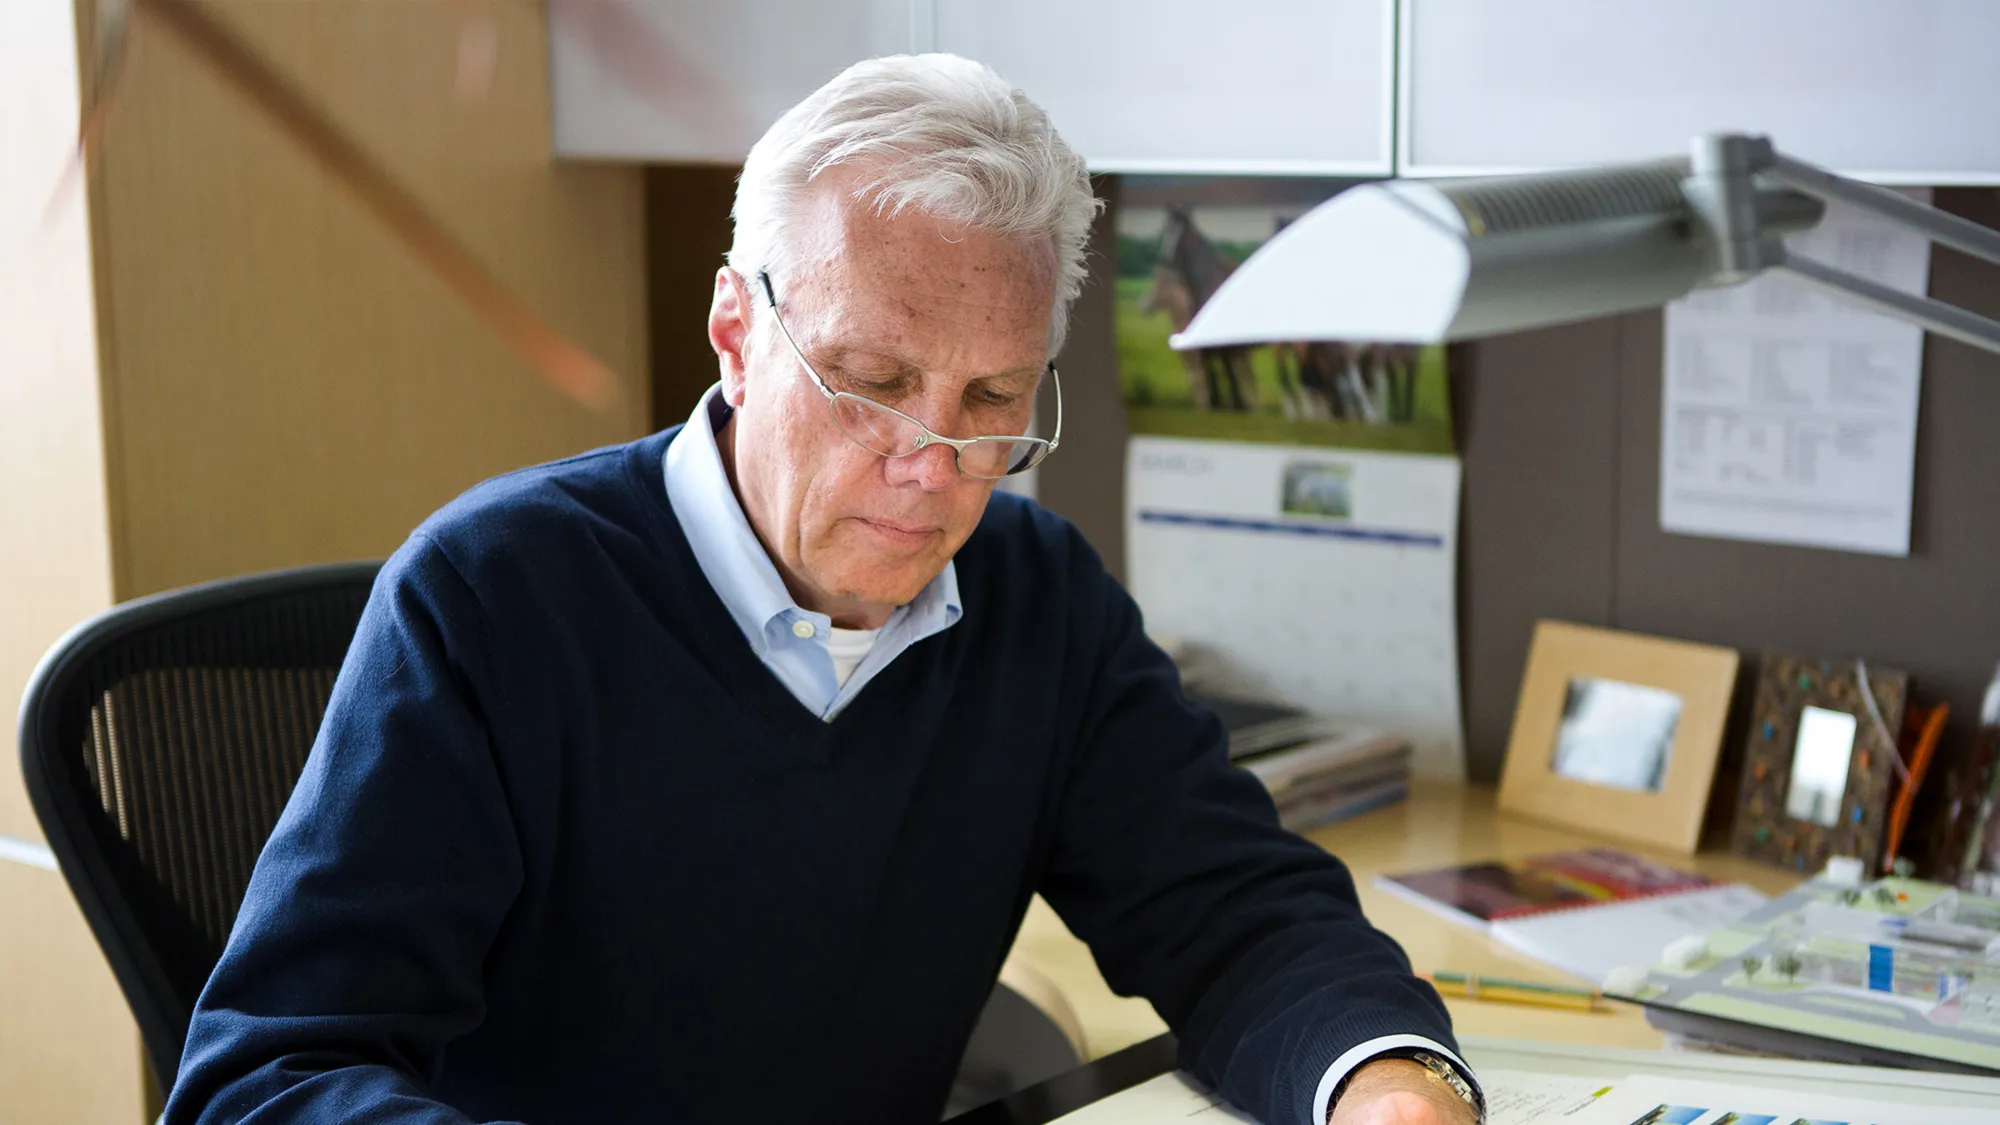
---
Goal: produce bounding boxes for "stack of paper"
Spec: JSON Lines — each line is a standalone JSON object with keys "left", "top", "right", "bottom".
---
{"left": 1193, "top": 691, "right": 1412, "bottom": 831}
{"left": 1372, "top": 850, "right": 1767, "bottom": 985}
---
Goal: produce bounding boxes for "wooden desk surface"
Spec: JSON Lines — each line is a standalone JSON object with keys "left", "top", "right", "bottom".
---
{"left": 1010, "top": 780, "right": 1806, "bottom": 1058}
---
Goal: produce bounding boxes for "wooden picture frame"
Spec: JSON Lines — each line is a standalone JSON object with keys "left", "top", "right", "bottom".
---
{"left": 1498, "top": 621, "right": 1741, "bottom": 854}
{"left": 1729, "top": 653, "right": 1907, "bottom": 874}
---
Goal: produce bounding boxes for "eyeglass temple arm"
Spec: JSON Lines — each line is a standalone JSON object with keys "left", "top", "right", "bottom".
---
{"left": 1045, "top": 361, "right": 1062, "bottom": 451}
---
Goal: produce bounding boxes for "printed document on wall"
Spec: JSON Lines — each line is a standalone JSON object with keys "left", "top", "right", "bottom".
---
{"left": 1126, "top": 435, "right": 1464, "bottom": 780}
{"left": 1659, "top": 190, "right": 1932, "bottom": 556}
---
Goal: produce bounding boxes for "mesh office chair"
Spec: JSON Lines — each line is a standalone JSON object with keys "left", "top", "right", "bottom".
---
{"left": 17, "top": 561, "right": 382, "bottom": 1086}
{"left": 18, "top": 559, "right": 1081, "bottom": 1113}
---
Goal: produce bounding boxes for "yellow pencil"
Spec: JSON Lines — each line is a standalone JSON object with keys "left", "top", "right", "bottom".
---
{"left": 1428, "top": 971, "right": 1605, "bottom": 1012}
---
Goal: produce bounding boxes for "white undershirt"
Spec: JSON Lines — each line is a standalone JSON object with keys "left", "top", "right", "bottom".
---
{"left": 826, "top": 625, "right": 882, "bottom": 688}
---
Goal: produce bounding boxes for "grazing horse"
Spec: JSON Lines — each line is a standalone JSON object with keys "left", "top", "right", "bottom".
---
{"left": 1271, "top": 341, "right": 1343, "bottom": 419}
{"left": 1140, "top": 263, "right": 1213, "bottom": 408}
{"left": 1149, "top": 206, "right": 1258, "bottom": 412}
{"left": 1270, "top": 342, "right": 1423, "bottom": 423}
{"left": 1372, "top": 343, "right": 1422, "bottom": 423}
{"left": 1335, "top": 342, "right": 1383, "bottom": 423}
{"left": 1263, "top": 220, "right": 1344, "bottom": 420}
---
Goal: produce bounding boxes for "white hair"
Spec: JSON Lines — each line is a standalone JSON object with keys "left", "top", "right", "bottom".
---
{"left": 728, "top": 53, "right": 1101, "bottom": 354}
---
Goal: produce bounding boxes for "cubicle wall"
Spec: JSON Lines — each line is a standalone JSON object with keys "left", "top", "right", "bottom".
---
{"left": 1, "top": 7, "right": 136, "bottom": 1124}
{"left": 1457, "top": 187, "right": 2000, "bottom": 787}
{"left": 1036, "top": 185, "right": 2000, "bottom": 787}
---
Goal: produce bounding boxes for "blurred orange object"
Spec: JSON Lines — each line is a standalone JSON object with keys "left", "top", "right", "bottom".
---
{"left": 69, "top": 0, "right": 622, "bottom": 410}
{"left": 1883, "top": 700, "right": 1949, "bottom": 873}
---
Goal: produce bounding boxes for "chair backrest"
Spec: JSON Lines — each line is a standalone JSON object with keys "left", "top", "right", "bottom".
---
{"left": 16, "top": 561, "right": 382, "bottom": 1085}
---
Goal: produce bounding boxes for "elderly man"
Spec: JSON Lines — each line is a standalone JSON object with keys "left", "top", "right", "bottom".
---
{"left": 166, "top": 55, "right": 1479, "bottom": 1125}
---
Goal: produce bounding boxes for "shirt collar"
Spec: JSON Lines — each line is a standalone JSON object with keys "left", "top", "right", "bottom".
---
{"left": 663, "top": 384, "right": 961, "bottom": 654}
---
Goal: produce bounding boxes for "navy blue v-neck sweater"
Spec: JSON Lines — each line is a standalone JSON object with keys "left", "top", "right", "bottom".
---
{"left": 165, "top": 428, "right": 1455, "bottom": 1125}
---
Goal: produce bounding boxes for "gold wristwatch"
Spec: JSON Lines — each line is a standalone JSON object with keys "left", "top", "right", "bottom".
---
{"left": 1330, "top": 1050, "right": 1483, "bottom": 1123}
{"left": 1409, "top": 1052, "right": 1481, "bottom": 1121}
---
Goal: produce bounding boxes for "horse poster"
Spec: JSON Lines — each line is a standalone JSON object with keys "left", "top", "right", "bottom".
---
{"left": 1118, "top": 181, "right": 1466, "bottom": 782}
{"left": 1115, "top": 191, "right": 1456, "bottom": 455}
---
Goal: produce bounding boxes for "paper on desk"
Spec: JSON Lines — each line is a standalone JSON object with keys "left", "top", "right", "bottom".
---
{"left": 1572, "top": 1074, "right": 2000, "bottom": 1125}
{"left": 1048, "top": 1068, "right": 1619, "bottom": 1124}
{"left": 1480, "top": 1069, "right": 1622, "bottom": 1124}
{"left": 1490, "top": 883, "right": 1769, "bottom": 986}
{"left": 1659, "top": 190, "right": 1932, "bottom": 556}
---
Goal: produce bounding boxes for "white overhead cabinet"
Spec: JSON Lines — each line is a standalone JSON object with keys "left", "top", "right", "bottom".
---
{"left": 1398, "top": 0, "right": 2000, "bottom": 184}
{"left": 549, "top": 0, "right": 1394, "bottom": 173}
{"left": 550, "top": 0, "right": 915, "bottom": 160}
{"left": 933, "top": 0, "right": 1395, "bottom": 174}
{"left": 550, "top": 0, "right": 2000, "bottom": 183}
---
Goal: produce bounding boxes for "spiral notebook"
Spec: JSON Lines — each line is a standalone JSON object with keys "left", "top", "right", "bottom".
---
{"left": 1373, "top": 849, "right": 1767, "bottom": 984}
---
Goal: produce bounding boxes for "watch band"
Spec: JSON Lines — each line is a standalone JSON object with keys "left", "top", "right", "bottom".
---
{"left": 1409, "top": 1051, "right": 1482, "bottom": 1121}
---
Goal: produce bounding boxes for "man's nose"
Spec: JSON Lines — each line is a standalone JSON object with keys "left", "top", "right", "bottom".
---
{"left": 884, "top": 439, "right": 960, "bottom": 491}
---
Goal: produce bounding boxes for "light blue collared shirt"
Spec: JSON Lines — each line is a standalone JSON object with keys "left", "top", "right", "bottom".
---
{"left": 663, "top": 384, "right": 962, "bottom": 720}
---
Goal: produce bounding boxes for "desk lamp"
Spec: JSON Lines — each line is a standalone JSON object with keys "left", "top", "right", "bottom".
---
{"left": 1171, "top": 133, "right": 2000, "bottom": 357}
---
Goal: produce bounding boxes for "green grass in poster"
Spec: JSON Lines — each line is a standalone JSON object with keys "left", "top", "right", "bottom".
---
{"left": 1114, "top": 276, "right": 1456, "bottom": 455}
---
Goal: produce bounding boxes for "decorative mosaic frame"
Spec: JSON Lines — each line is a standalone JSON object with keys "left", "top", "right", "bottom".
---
{"left": 1730, "top": 653, "right": 1907, "bottom": 873}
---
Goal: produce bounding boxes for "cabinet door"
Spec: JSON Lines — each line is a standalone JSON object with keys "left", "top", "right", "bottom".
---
{"left": 550, "top": 0, "right": 914, "bottom": 161}
{"left": 1400, "top": 0, "right": 2000, "bottom": 184}
{"left": 935, "top": 0, "right": 1394, "bottom": 174}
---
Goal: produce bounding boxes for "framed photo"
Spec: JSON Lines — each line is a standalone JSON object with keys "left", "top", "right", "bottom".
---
{"left": 1729, "top": 653, "right": 1906, "bottom": 873}
{"left": 1498, "top": 621, "right": 1741, "bottom": 854}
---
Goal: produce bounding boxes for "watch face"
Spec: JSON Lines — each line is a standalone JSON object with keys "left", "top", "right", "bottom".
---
{"left": 1412, "top": 1054, "right": 1480, "bottom": 1113}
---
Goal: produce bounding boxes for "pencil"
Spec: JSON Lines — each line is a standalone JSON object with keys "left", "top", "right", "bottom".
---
{"left": 1428, "top": 971, "right": 1604, "bottom": 1012}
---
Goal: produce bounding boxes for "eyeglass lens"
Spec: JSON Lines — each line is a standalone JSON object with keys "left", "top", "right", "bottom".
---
{"left": 827, "top": 395, "right": 1047, "bottom": 478}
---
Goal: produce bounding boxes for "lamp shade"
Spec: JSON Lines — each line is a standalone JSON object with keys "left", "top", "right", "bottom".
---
{"left": 1172, "top": 160, "right": 1736, "bottom": 349}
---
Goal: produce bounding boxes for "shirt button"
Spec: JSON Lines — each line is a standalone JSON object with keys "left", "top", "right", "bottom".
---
{"left": 791, "top": 620, "right": 816, "bottom": 639}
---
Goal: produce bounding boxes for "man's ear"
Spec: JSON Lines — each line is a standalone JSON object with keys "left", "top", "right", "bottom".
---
{"left": 709, "top": 267, "right": 753, "bottom": 407}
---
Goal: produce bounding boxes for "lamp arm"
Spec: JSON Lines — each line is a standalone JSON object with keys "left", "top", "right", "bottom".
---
{"left": 1760, "top": 151, "right": 2000, "bottom": 268}
{"left": 1773, "top": 249, "right": 2000, "bottom": 358}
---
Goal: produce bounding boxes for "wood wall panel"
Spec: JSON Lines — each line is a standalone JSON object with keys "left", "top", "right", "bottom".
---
{"left": 2, "top": 0, "right": 118, "bottom": 842}
{"left": 0, "top": 858, "right": 146, "bottom": 1125}
{"left": 92, "top": 0, "right": 649, "bottom": 599}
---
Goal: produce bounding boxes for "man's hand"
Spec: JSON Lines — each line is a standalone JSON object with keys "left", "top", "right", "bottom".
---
{"left": 1326, "top": 1058, "right": 1478, "bottom": 1125}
